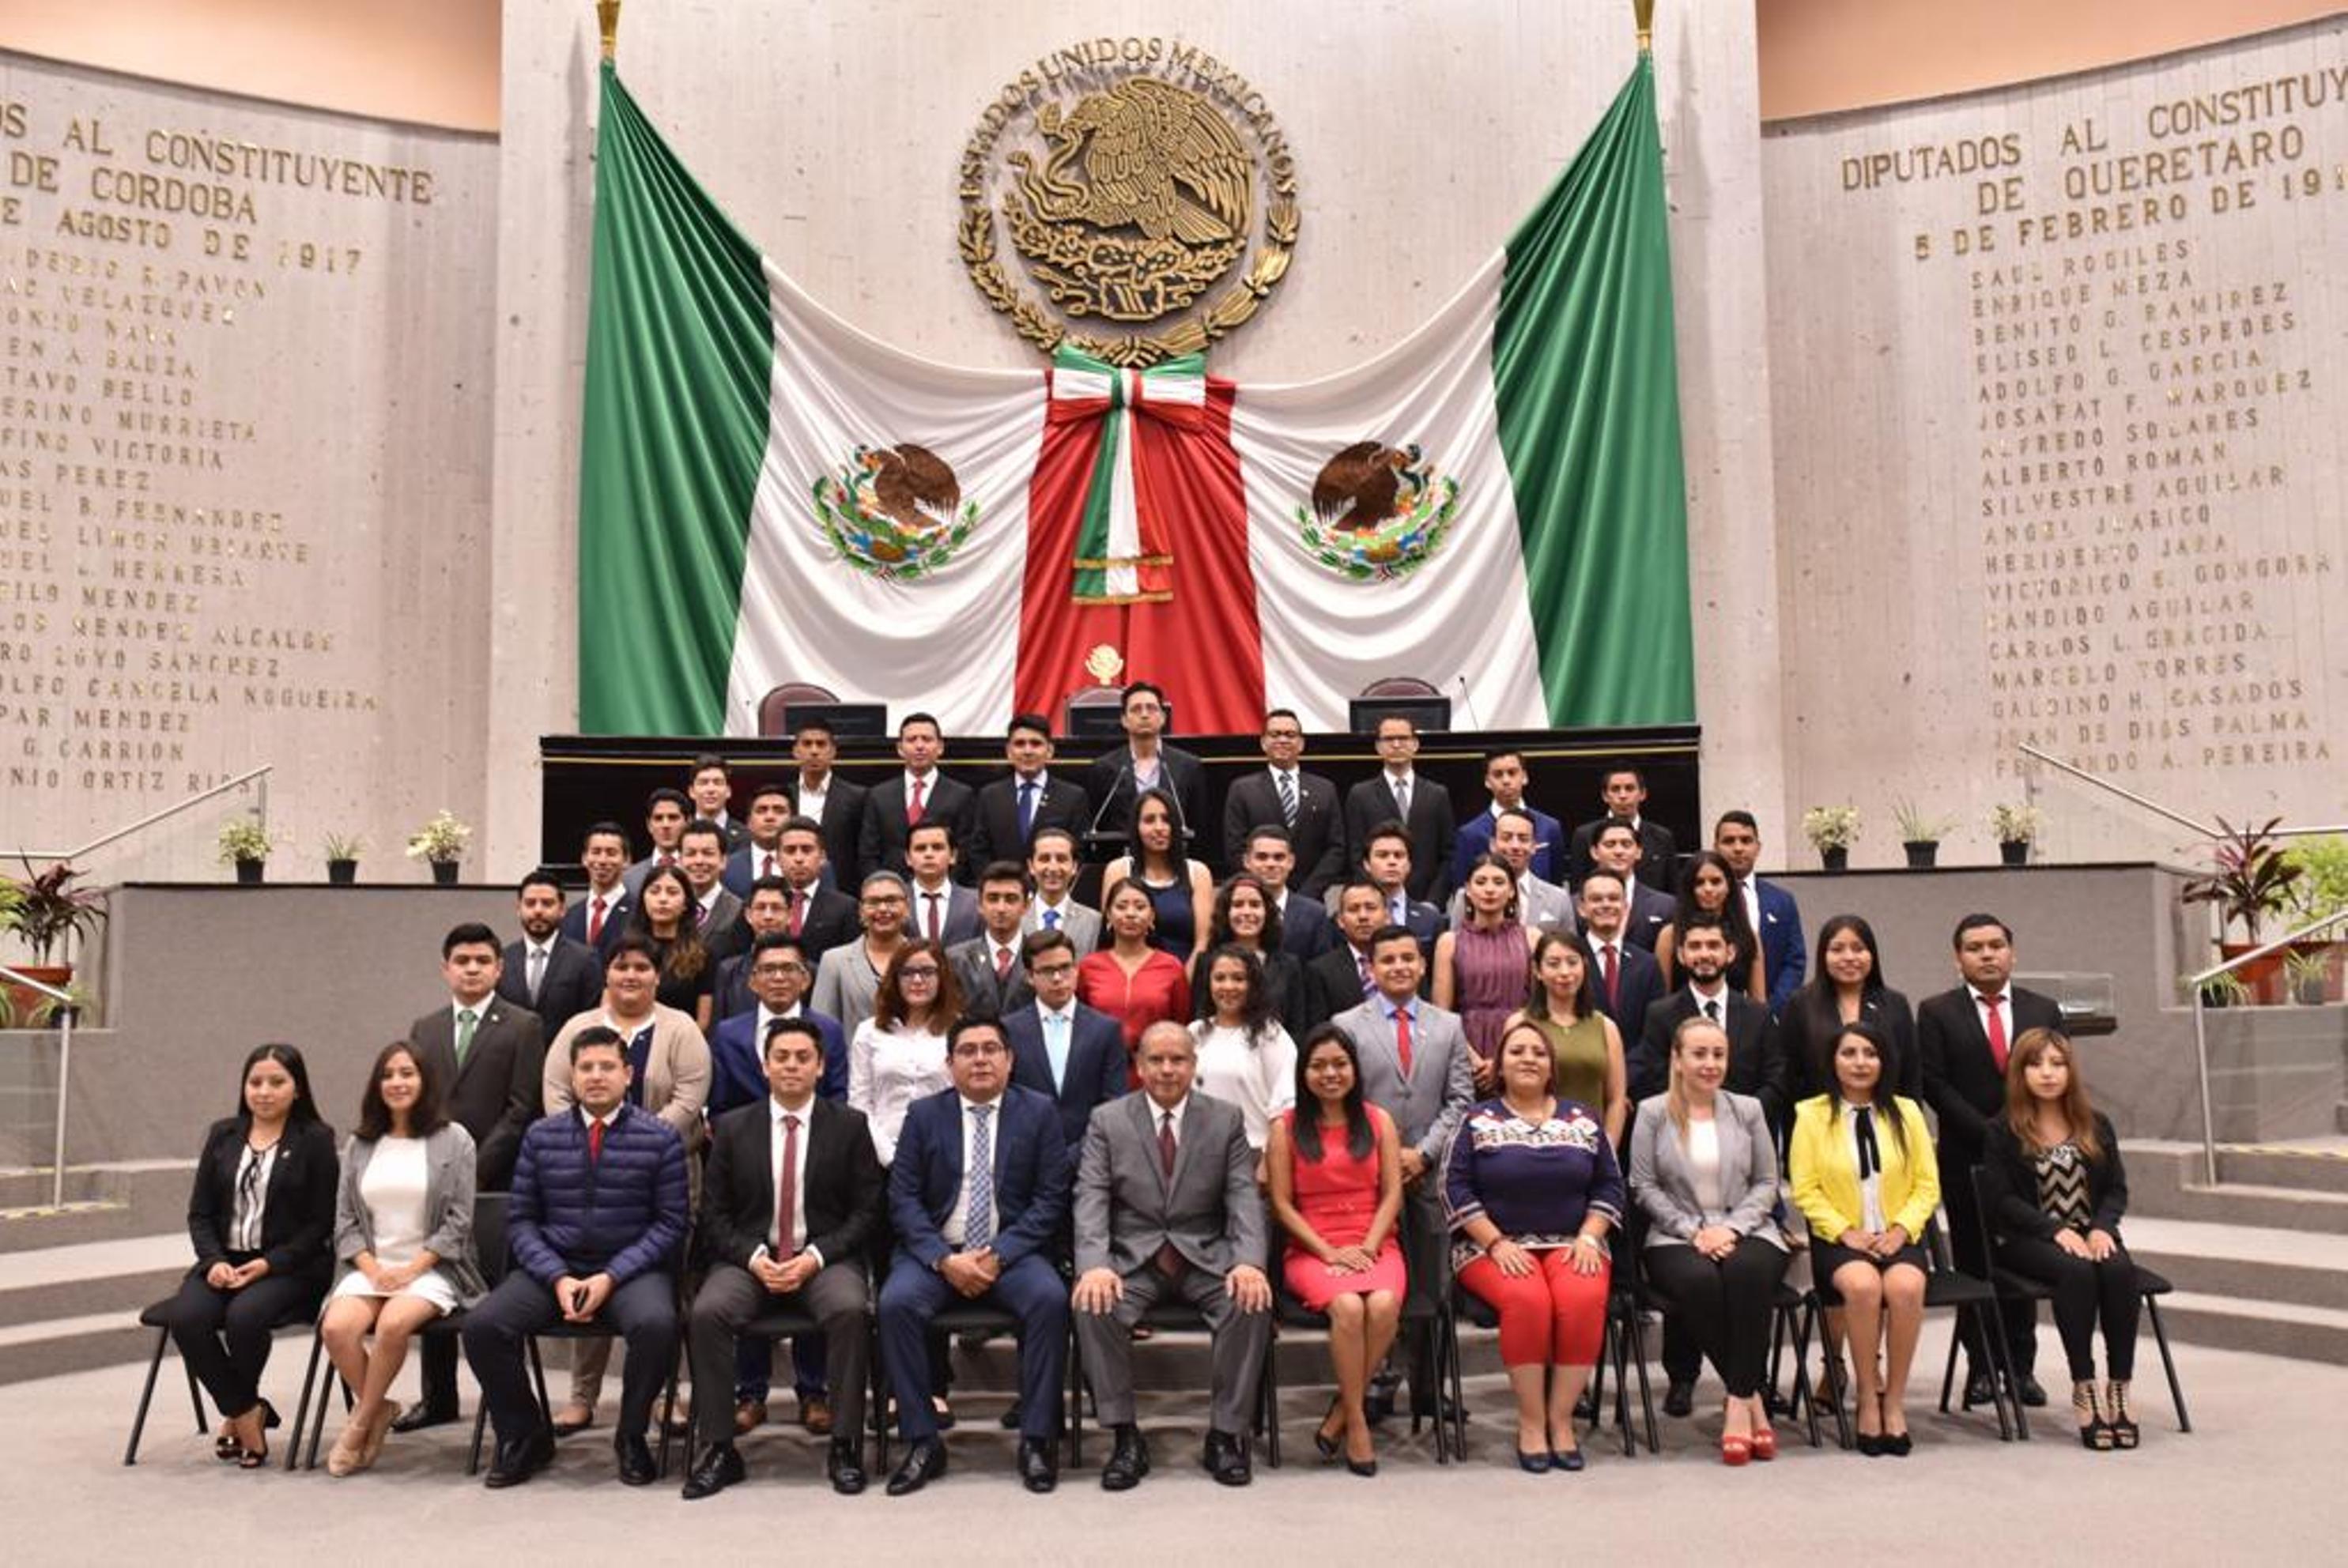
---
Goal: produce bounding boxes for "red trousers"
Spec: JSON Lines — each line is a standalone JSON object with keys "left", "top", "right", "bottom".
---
{"left": 1459, "top": 1246, "right": 1610, "bottom": 1368}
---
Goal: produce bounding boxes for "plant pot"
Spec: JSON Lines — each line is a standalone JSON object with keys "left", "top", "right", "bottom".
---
{"left": 327, "top": 859, "right": 358, "bottom": 886}
{"left": 1903, "top": 840, "right": 1939, "bottom": 869}
{"left": 234, "top": 859, "right": 265, "bottom": 885}
{"left": 1999, "top": 839, "right": 2030, "bottom": 867}
{"left": 2217, "top": 943, "right": 2289, "bottom": 1004}
{"left": 2293, "top": 977, "right": 2329, "bottom": 1006}
{"left": 1818, "top": 846, "right": 1848, "bottom": 873}
{"left": 431, "top": 860, "right": 460, "bottom": 886}
{"left": 1, "top": 964, "right": 72, "bottom": 1027}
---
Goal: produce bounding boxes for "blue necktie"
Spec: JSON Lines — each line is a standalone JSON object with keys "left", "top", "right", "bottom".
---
{"left": 1044, "top": 1012, "right": 1070, "bottom": 1092}
{"left": 965, "top": 1104, "right": 995, "bottom": 1250}
{"left": 1043, "top": 907, "right": 1061, "bottom": 930}
{"left": 1017, "top": 777, "right": 1038, "bottom": 840}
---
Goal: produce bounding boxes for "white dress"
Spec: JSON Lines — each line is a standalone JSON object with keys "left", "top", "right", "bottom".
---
{"left": 1187, "top": 1020, "right": 1297, "bottom": 1151}
{"left": 329, "top": 1136, "right": 459, "bottom": 1313}
{"left": 848, "top": 1021, "right": 950, "bottom": 1167}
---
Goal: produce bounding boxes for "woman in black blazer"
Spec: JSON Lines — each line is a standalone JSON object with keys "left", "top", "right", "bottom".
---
{"left": 1979, "top": 1028, "right": 2142, "bottom": 1450}
{"left": 161, "top": 1043, "right": 338, "bottom": 1467}
{"left": 1780, "top": 914, "right": 1920, "bottom": 1105}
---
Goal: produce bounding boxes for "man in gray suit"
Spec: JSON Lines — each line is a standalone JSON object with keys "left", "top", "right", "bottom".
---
{"left": 1073, "top": 1022, "right": 1271, "bottom": 1491}
{"left": 949, "top": 861, "right": 1036, "bottom": 1020}
{"left": 1020, "top": 827, "right": 1101, "bottom": 956}
{"left": 678, "top": 820, "right": 747, "bottom": 956}
{"left": 1333, "top": 925, "right": 1474, "bottom": 1421}
{"left": 1445, "top": 808, "right": 1576, "bottom": 933}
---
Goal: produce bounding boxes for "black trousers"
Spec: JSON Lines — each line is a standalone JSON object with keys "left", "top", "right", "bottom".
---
{"left": 1996, "top": 1235, "right": 2139, "bottom": 1381}
{"left": 1942, "top": 1152, "right": 2038, "bottom": 1371}
{"left": 1644, "top": 1238, "right": 1788, "bottom": 1399}
{"left": 689, "top": 1261, "right": 868, "bottom": 1448}
{"left": 159, "top": 1265, "right": 323, "bottom": 1421}
{"left": 462, "top": 1271, "right": 678, "bottom": 1447}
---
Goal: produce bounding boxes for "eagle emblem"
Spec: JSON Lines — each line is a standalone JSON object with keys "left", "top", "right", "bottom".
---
{"left": 810, "top": 443, "right": 979, "bottom": 581}
{"left": 1297, "top": 441, "right": 1459, "bottom": 582}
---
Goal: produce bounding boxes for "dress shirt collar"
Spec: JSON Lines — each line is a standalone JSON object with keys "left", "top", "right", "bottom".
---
{"left": 770, "top": 1092, "right": 816, "bottom": 1125}
{"left": 579, "top": 1104, "right": 621, "bottom": 1132}
{"left": 1380, "top": 992, "right": 1420, "bottom": 1023}
{"left": 904, "top": 767, "right": 936, "bottom": 796}
{"left": 1036, "top": 997, "right": 1075, "bottom": 1026}
{"left": 451, "top": 995, "right": 493, "bottom": 1023}
{"left": 1148, "top": 1094, "right": 1190, "bottom": 1137}
{"left": 960, "top": 1092, "right": 1006, "bottom": 1118}
{"left": 1689, "top": 978, "right": 1731, "bottom": 1010}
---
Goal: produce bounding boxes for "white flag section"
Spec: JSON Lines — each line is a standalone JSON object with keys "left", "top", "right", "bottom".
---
{"left": 724, "top": 265, "right": 1044, "bottom": 737}
{"left": 1232, "top": 254, "right": 1550, "bottom": 730}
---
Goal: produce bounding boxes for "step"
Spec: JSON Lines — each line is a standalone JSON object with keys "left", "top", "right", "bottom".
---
{"left": 2124, "top": 1142, "right": 2348, "bottom": 1234}
{"left": 0, "top": 1162, "right": 196, "bottom": 1252}
{"left": 2217, "top": 1140, "right": 2348, "bottom": 1196}
{"left": 2123, "top": 1217, "right": 2348, "bottom": 1314}
{"left": 2149, "top": 1291, "right": 2348, "bottom": 1367}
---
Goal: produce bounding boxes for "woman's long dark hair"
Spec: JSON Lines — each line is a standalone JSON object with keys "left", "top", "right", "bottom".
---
{"left": 1524, "top": 929, "right": 1596, "bottom": 1023}
{"left": 353, "top": 1041, "right": 448, "bottom": 1143}
{"left": 1199, "top": 944, "right": 1275, "bottom": 1038}
{"left": 1674, "top": 850, "right": 1759, "bottom": 968}
{"left": 235, "top": 1042, "right": 320, "bottom": 1129}
{"left": 1825, "top": 1020, "right": 1908, "bottom": 1159}
{"left": 630, "top": 864, "right": 708, "bottom": 982}
{"left": 1206, "top": 872, "right": 1285, "bottom": 954}
{"left": 1292, "top": 1023, "right": 1374, "bottom": 1163}
{"left": 1795, "top": 914, "right": 1890, "bottom": 1093}
{"left": 1126, "top": 786, "right": 1186, "bottom": 880}
{"left": 874, "top": 938, "right": 964, "bottom": 1035}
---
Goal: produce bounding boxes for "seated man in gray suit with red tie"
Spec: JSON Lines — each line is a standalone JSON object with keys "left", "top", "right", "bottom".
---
{"left": 1073, "top": 1022, "right": 1273, "bottom": 1491}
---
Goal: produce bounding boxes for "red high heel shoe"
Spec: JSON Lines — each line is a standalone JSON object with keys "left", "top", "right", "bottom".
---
{"left": 1719, "top": 1432, "right": 1753, "bottom": 1466}
{"left": 1750, "top": 1424, "right": 1778, "bottom": 1461}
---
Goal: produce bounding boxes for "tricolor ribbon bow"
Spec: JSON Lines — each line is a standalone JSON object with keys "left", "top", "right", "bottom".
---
{"left": 1048, "top": 345, "right": 1206, "bottom": 605}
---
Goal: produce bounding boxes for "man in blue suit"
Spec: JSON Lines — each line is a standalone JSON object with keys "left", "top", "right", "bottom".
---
{"left": 878, "top": 1016, "right": 1072, "bottom": 1496}
{"left": 1451, "top": 748, "right": 1565, "bottom": 888}
{"left": 1242, "top": 825, "right": 1337, "bottom": 960}
{"left": 1712, "top": 812, "right": 1806, "bottom": 1017}
{"left": 1002, "top": 930, "right": 1129, "bottom": 1152}
{"left": 1576, "top": 870, "right": 1665, "bottom": 1051}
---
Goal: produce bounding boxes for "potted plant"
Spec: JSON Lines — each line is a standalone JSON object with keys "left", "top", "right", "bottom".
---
{"left": 1890, "top": 800, "right": 1955, "bottom": 869}
{"left": 0, "top": 978, "right": 92, "bottom": 1029}
{"left": 323, "top": 832, "right": 365, "bottom": 887}
{"left": 2181, "top": 816, "right": 2303, "bottom": 1003}
{"left": 1802, "top": 806, "right": 1860, "bottom": 873}
{"left": 2181, "top": 970, "right": 2252, "bottom": 1010}
{"left": 1989, "top": 803, "right": 2042, "bottom": 868}
{"left": 2283, "top": 948, "right": 2334, "bottom": 1007}
{"left": 2, "top": 859, "right": 105, "bottom": 1020}
{"left": 2283, "top": 834, "right": 2348, "bottom": 1001}
{"left": 407, "top": 810, "right": 472, "bottom": 885}
{"left": 217, "top": 818, "right": 275, "bottom": 884}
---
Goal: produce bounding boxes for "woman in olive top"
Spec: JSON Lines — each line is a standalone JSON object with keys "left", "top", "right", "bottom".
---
{"left": 1507, "top": 930, "right": 1627, "bottom": 1148}
{"left": 1788, "top": 1020, "right": 1938, "bottom": 1457}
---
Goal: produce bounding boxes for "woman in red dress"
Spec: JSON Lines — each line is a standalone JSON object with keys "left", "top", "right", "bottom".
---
{"left": 1077, "top": 878, "right": 1191, "bottom": 1087}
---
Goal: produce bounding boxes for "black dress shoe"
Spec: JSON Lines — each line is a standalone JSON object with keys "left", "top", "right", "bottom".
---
{"left": 2017, "top": 1374, "right": 2048, "bottom": 1408}
{"left": 1100, "top": 1424, "right": 1149, "bottom": 1491}
{"left": 1663, "top": 1380, "right": 1695, "bottom": 1418}
{"left": 389, "top": 1402, "right": 458, "bottom": 1435}
{"left": 885, "top": 1438, "right": 948, "bottom": 1497}
{"left": 1962, "top": 1370, "right": 1998, "bottom": 1409}
{"left": 826, "top": 1438, "right": 868, "bottom": 1495}
{"left": 615, "top": 1431, "right": 658, "bottom": 1487}
{"left": 997, "top": 1400, "right": 1025, "bottom": 1430}
{"left": 679, "top": 1442, "right": 744, "bottom": 1501}
{"left": 1202, "top": 1429, "right": 1251, "bottom": 1487}
{"left": 483, "top": 1426, "right": 555, "bottom": 1489}
{"left": 1573, "top": 1389, "right": 1597, "bottom": 1421}
{"left": 1017, "top": 1437, "right": 1058, "bottom": 1494}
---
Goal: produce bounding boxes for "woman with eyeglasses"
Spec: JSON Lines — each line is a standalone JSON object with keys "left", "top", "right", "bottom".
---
{"left": 847, "top": 940, "right": 966, "bottom": 1168}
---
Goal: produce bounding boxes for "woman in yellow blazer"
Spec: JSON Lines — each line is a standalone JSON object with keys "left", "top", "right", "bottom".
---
{"left": 1789, "top": 1020, "right": 1938, "bottom": 1457}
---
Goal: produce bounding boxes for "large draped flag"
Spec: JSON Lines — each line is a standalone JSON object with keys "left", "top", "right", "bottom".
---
{"left": 577, "top": 57, "right": 1693, "bottom": 737}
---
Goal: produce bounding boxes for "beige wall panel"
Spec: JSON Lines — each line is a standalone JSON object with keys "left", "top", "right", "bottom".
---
{"left": 1765, "top": 17, "right": 2348, "bottom": 866}
{"left": 0, "top": 52, "right": 496, "bottom": 882}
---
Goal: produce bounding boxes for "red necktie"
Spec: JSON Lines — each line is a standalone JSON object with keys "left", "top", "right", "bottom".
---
{"left": 587, "top": 896, "right": 607, "bottom": 945}
{"left": 1601, "top": 943, "right": 1620, "bottom": 1008}
{"left": 1355, "top": 952, "right": 1372, "bottom": 993}
{"left": 1980, "top": 993, "right": 2010, "bottom": 1072}
{"left": 762, "top": 854, "right": 776, "bottom": 880}
{"left": 995, "top": 944, "right": 1014, "bottom": 982}
{"left": 924, "top": 892, "right": 942, "bottom": 942}
{"left": 775, "top": 1113, "right": 801, "bottom": 1256}
{"left": 1154, "top": 1111, "right": 1183, "bottom": 1276}
{"left": 1394, "top": 1006, "right": 1414, "bottom": 1076}
{"left": 587, "top": 1118, "right": 605, "bottom": 1163}
{"left": 787, "top": 888, "right": 805, "bottom": 938}
{"left": 908, "top": 776, "right": 927, "bottom": 826}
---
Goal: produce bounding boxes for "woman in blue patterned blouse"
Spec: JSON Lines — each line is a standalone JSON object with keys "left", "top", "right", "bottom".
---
{"left": 1444, "top": 1019, "right": 1625, "bottom": 1472}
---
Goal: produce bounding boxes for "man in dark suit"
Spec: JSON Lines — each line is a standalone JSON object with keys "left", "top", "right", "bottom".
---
{"left": 1567, "top": 763, "right": 1679, "bottom": 888}
{"left": 1240, "top": 825, "right": 1336, "bottom": 961}
{"left": 395, "top": 921, "right": 549, "bottom": 1434}
{"left": 1082, "top": 681, "right": 1206, "bottom": 863}
{"left": 712, "top": 878, "right": 792, "bottom": 1023}
{"left": 1306, "top": 882, "right": 1389, "bottom": 1024}
{"left": 1712, "top": 811, "right": 1806, "bottom": 1017}
{"left": 1576, "top": 871, "right": 1664, "bottom": 1049}
{"left": 1221, "top": 709, "right": 1344, "bottom": 894}
{"left": 770, "top": 816, "right": 861, "bottom": 971}
{"left": 1340, "top": 820, "right": 1446, "bottom": 955}
{"left": 681, "top": 1019, "right": 885, "bottom": 1499}
{"left": 563, "top": 820, "right": 636, "bottom": 959}
{"left": 622, "top": 788, "right": 693, "bottom": 897}
{"left": 877, "top": 1016, "right": 1073, "bottom": 1496}
{"left": 1631, "top": 914, "right": 1784, "bottom": 1416}
{"left": 688, "top": 752, "right": 752, "bottom": 854}
{"left": 1002, "top": 930, "right": 1128, "bottom": 1152}
{"left": 949, "top": 861, "right": 1036, "bottom": 1020}
{"left": 1921, "top": 913, "right": 2063, "bottom": 1408}
{"left": 677, "top": 820, "right": 746, "bottom": 956}
{"left": 721, "top": 782, "right": 795, "bottom": 898}
{"left": 966, "top": 714, "right": 1092, "bottom": 873}
{"left": 904, "top": 820, "right": 980, "bottom": 947}
{"left": 1451, "top": 748, "right": 1566, "bottom": 888}
{"left": 500, "top": 871, "right": 604, "bottom": 1038}
{"left": 1342, "top": 714, "right": 1457, "bottom": 904}
{"left": 789, "top": 718, "right": 869, "bottom": 888}
{"left": 1590, "top": 819, "right": 1674, "bottom": 951}
{"left": 860, "top": 710, "right": 975, "bottom": 882}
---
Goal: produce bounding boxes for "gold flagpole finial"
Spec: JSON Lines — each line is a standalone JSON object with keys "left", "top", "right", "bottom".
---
{"left": 1633, "top": 0, "right": 1655, "bottom": 55}
{"left": 598, "top": 0, "right": 622, "bottom": 62}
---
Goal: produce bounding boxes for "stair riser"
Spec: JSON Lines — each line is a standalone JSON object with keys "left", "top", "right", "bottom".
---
{"left": 2151, "top": 1304, "right": 2348, "bottom": 1367}
{"left": 0, "top": 1167, "right": 195, "bottom": 1253}
{"left": 2130, "top": 1252, "right": 2348, "bottom": 1314}
{"left": 0, "top": 1268, "right": 187, "bottom": 1329}
{"left": 2216, "top": 1152, "right": 2348, "bottom": 1196}
{"left": 2129, "top": 1182, "right": 2348, "bottom": 1234}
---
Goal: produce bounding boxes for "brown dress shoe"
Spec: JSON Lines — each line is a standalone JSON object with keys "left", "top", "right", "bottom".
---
{"left": 799, "top": 1394, "right": 833, "bottom": 1436}
{"left": 734, "top": 1398, "right": 768, "bottom": 1436}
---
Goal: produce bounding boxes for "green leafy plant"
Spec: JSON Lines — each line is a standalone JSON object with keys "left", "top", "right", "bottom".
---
{"left": 1989, "top": 803, "right": 2043, "bottom": 845}
{"left": 1892, "top": 798, "right": 1956, "bottom": 844}
{"left": 322, "top": 832, "right": 366, "bottom": 862}
{"left": 405, "top": 810, "right": 472, "bottom": 863}
{"left": 1802, "top": 806, "right": 1860, "bottom": 852}
{"left": 2283, "top": 947, "right": 2334, "bottom": 1004}
{"left": 2284, "top": 835, "right": 2348, "bottom": 928}
{"left": 216, "top": 819, "right": 274, "bottom": 865}
{"left": 2181, "top": 816, "right": 2304, "bottom": 946}
{"left": 3, "top": 859, "right": 106, "bottom": 967}
{"left": 0, "top": 978, "right": 92, "bottom": 1028}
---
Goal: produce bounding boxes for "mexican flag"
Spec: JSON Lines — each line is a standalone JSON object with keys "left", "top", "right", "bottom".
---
{"left": 578, "top": 58, "right": 1693, "bottom": 737}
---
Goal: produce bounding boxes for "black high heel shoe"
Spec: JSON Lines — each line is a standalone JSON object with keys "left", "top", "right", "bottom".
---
{"left": 2073, "top": 1380, "right": 2113, "bottom": 1451}
{"left": 1314, "top": 1397, "right": 1345, "bottom": 1461}
{"left": 2105, "top": 1379, "right": 2138, "bottom": 1450}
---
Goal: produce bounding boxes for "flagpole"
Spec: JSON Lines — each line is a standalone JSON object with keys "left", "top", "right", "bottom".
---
{"left": 1634, "top": 0, "right": 1655, "bottom": 55}
{"left": 598, "top": 0, "right": 622, "bottom": 62}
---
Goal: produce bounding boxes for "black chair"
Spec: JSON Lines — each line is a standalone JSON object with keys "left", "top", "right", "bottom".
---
{"left": 896, "top": 1298, "right": 1074, "bottom": 1472}
{"left": 1803, "top": 1216, "right": 2025, "bottom": 1446}
{"left": 1960, "top": 1166, "right": 2191, "bottom": 1434}
{"left": 1265, "top": 1284, "right": 1451, "bottom": 1468}
{"left": 1444, "top": 1270, "right": 1654, "bottom": 1461}
{"left": 1065, "top": 1296, "right": 1277, "bottom": 1469}
{"left": 123, "top": 1285, "right": 320, "bottom": 1465}
{"left": 1634, "top": 1253, "right": 1826, "bottom": 1450}
{"left": 725, "top": 1293, "right": 885, "bottom": 1473}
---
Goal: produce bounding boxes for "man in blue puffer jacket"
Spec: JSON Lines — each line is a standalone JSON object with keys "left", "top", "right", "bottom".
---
{"left": 464, "top": 1025, "right": 689, "bottom": 1488}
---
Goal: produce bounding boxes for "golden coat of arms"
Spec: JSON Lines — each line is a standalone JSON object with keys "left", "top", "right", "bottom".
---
{"left": 959, "top": 37, "right": 1300, "bottom": 368}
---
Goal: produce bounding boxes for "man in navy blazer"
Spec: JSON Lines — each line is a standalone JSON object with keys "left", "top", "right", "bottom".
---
{"left": 708, "top": 934, "right": 847, "bottom": 1115}
{"left": 561, "top": 820, "right": 636, "bottom": 959}
{"left": 878, "top": 1016, "right": 1073, "bottom": 1496}
{"left": 1001, "top": 931, "right": 1128, "bottom": 1151}
{"left": 964, "top": 714, "right": 1093, "bottom": 873}
{"left": 719, "top": 782, "right": 795, "bottom": 899}
{"left": 1712, "top": 812, "right": 1806, "bottom": 1016}
{"left": 1451, "top": 748, "right": 1565, "bottom": 887}
{"left": 499, "top": 874, "right": 606, "bottom": 1037}
{"left": 1240, "top": 825, "right": 1336, "bottom": 961}
{"left": 1577, "top": 871, "right": 1665, "bottom": 1051}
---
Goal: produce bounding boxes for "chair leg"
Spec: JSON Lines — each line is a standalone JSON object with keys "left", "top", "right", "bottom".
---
{"left": 1782, "top": 1305, "right": 1821, "bottom": 1449}
{"left": 2145, "top": 1297, "right": 2191, "bottom": 1434}
{"left": 527, "top": 1337, "right": 551, "bottom": 1427}
{"left": 1063, "top": 1322, "right": 1083, "bottom": 1472}
{"left": 870, "top": 1328, "right": 891, "bottom": 1476}
{"left": 1603, "top": 1311, "right": 1635, "bottom": 1458}
{"left": 1813, "top": 1300, "right": 1854, "bottom": 1450}
{"left": 656, "top": 1336, "right": 682, "bottom": 1479}
{"left": 1259, "top": 1325, "right": 1282, "bottom": 1470}
{"left": 182, "top": 1355, "right": 207, "bottom": 1436}
{"left": 1585, "top": 1314, "right": 1609, "bottom": 1438}
{"left": 467, "top": 1401, "right": 492, "bottom": 1476}
{"left": 1627, "top": 1309, "right": 1659, "bottom": 1455}
{"left": 122, "top": 1327, "right": 170, "bottom": 1465}
{"left": 285, "top": 1329, "right": 327, "bottom": 1473}
{"left": 1938, "top": 1320, "right": 1961, "bottom": 1413}
{"left": 1971, "top": 1306, "right": 2020, "bottom": 1442}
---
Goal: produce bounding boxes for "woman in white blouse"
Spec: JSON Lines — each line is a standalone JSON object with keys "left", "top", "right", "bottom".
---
{"left": 1187, "top": 944, "right": 1297, "bottom": 1153}
{"left": 319, "top": 1042, "right": 487, "bottom": 1476}
{"left": 847, "top": 940, "right": 966, "bottom": 1167}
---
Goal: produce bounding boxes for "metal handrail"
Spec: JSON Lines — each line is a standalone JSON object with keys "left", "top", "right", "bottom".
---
{"left": 0, "top": 962, "right": 77, "bottom": 1210}
{"left": 2189, "top": 907, "right": 2348, "bottom": 1185}
{"left": 2018, "top": 744, "right": 2346, "bottom": 839}
{"left": 2, "top": 763, "right": 272, "bottom": 864}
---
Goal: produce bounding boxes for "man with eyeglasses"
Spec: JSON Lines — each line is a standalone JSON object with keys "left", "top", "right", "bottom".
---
{"left": 1221, "top": 709, "right": 1344, "bottom": 894}
{"left": 1342, "top": 714, "right": 1457, "bottom": 904}
{"left": 811, "top": 871, "right": 914, "bottom": 1037}
{"left": 1083, "top": 680, "right": 1205, "bottom": 862}
{"left": 1002, "top": 929, "right": 1129, "bottom": 1153}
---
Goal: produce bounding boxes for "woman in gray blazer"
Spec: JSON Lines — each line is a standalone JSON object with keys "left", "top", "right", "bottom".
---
{"left": 318, "top": 1042, "right": 488, "bottom": 1476}
{"left": 1629, "top": 1014, "right": 1790, "bottom": 1464}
